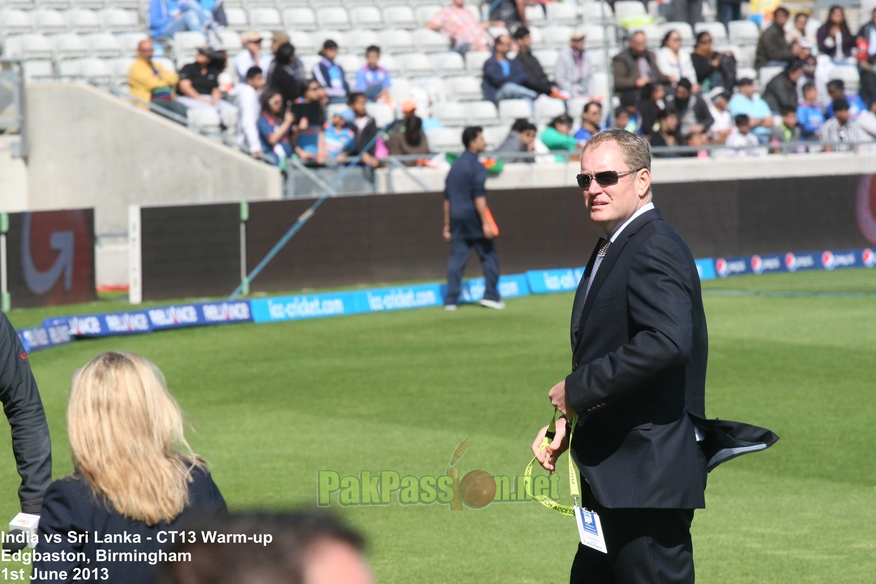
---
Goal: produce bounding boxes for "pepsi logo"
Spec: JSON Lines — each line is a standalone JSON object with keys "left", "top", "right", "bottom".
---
{"left": 751, "top": 255, "right": 763, "bottom": 274}
{"left": 785, "top": 253, "right": 797, "bottom": 272}
{"left": 822, "top": 251, "right": 835, "bottom": 270}
{"left": 716, "top": 258, "right": 728, "bottom": 277}
{"left": 863, "top": 248, "right": 876, "bottom": 268}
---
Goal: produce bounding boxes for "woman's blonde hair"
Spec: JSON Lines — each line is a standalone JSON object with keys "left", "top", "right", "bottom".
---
{"left": 68, "top": 351, "right": 203, "bottom": 525}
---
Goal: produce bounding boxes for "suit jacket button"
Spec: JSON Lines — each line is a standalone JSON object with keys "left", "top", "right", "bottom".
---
{"left": 572, "top": 361, "right": 578, "bottom": 370}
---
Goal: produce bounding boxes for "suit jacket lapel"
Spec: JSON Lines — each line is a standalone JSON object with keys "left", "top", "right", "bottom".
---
{"left": 572, "top": 208, "right": 663, "bottom": 354}
{"left": 570, "top": 238, "right": 605, "bottom": 348}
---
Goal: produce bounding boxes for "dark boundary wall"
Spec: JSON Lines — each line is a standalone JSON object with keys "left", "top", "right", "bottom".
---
{"left": 139, "top": 174, "right": 875, "bottom": 301}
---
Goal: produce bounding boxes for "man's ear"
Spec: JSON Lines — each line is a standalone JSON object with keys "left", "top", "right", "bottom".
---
{"left": 637, "top": 169, "right": 652, "bottom": 198}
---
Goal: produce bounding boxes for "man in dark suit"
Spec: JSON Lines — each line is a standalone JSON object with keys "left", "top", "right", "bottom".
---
{"left": 532, "top": 129, "right": 707, "bottom": 583}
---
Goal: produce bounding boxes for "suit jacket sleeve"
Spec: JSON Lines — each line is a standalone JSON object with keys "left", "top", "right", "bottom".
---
{"left": 34, "top": 481, "right": 88, "bottom": 576}
{"left": 0, "top": 312, "right": 52, "bottom": 513}
{"left": 565, "top": 234, "right": 694, "bottom": 414}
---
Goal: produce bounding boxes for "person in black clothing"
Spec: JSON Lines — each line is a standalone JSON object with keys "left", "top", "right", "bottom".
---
{"left": 33, "top": 351, "right": 226, "bottom": 584}
{"left": 268, "top": 42, "right": 303, "bottom": 104}
{"left": 347, "top": 92, "right": 379, "bottom": 168}
{"left": 177, "top": 46, "right": 237, "bottom": 126}
{"left": 0, "top": 311, "right": 52, "bottom": 520}
{"left": 690, "top": 32, "right": 737, "bottom": 92}
{"left": 638, "top": 82, "right": 666, "bottom": 138}
{"left": 762, "top": 60, "right": 803, "bottom": 113}
{"left": 513, "top": 27, "right": 559, "bottom": 96}
{"left": 650, "top": 108, "right": 683, "bottom": 157}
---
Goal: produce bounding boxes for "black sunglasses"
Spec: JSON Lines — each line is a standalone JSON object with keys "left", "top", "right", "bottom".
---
{"left": 576, "top": 169, "right": 641, "bottom": 189}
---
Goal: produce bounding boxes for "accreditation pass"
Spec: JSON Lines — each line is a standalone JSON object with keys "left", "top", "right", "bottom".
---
{"left": 574, "top": 505, "right": 607, "bottom": 553}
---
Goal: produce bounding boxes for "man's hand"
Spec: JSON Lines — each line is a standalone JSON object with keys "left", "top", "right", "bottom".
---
{"left": 442, "top": 225, "right": 451, "bottom": 242}
{"left": 635, "top": 77, "right": 650, "bottom": 88}
{"left": 482, "top": 222, "right": 494, "bottom": 239}
{"left": 531, "top": 420, "right": 569, "bottom": 473}
{"left": 252, "top": 150, "right": 262, "bottom": 159}
{"left": 549, "top": 379, "right": 576, "bottom": 417}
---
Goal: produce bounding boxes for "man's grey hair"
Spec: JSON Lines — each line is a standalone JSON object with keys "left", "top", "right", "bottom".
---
{"left": 582, "top": 129, "right": 653, "bottom": 196}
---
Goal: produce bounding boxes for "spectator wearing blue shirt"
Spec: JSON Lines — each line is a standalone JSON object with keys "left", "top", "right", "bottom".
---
{"left": 728, "top": 78, "right": 774, "bottom": 144}
{"left": 148, "top": 0, "right": 213, "bottom": 41}
{"left": 257, "top": 89, "right": 299, "bottom": 166}
{"left": 325, "top": 105, "right": 356, "bottom": 162}
{"left": 481, "top": 34, "right": 537, "bottom": 112}
{"left": 442, "top": 127, "right": 503, "bottom": 310}
{"left": 355, "top": 46, "right": 392, "bottom": 102}
{"left": 313, "top": 40, "right": 350, "bottom": 105}
{"left": 294, "top": 79, "right": 328, "bottom": 166}
{"left": 797, "top": 82, "right": 825, "bottom": 138}
{"left": 825, "top": 79, "right": 867, "bottom": 121}
{"left": 574, "top": 102, "right": 604, "bottom": 144}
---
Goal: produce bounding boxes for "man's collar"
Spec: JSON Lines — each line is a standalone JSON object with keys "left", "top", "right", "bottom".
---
{"left": 609, "top": 202, "right": 655, "bottom": 242}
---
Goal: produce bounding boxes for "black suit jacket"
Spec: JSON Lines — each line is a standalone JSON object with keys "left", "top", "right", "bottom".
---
{"left": 566, "top": 208, "right": 708, "bottom": 510}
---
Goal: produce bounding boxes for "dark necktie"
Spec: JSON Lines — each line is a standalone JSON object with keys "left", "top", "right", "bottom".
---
{"left": 584, "top": 238, "right": 611, "bottom": 303}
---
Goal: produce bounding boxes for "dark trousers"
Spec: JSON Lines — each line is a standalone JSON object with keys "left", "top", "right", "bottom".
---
{"left": 444, "top": 237, "right": 500, "bottom": 305}
{"left": 570, "top": 483, "right": 695, "bottom": 584}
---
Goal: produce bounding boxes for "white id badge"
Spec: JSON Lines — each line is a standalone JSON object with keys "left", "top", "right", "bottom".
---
{"left": 574, "top": 504, "right": 608, "bottom": 554}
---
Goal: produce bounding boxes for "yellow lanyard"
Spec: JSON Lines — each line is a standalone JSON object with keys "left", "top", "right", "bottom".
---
{"left": 524, "top": 409, "right": 581, "bottom": 516}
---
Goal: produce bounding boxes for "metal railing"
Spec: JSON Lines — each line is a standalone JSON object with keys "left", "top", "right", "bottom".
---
{"left": 0, "top": 59, "right": 27, "bottom": 159}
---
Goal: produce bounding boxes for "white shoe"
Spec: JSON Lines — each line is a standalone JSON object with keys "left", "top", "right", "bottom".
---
{"left": 479, "top": 299, "right": 505, "bottom": 309}
{"left": 444, "top": 304, "right": 458, "bottom": 311}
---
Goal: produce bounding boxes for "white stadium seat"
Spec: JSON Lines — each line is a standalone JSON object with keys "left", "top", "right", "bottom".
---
{"left": 0, "top": 9, "right": 34, "bottom": 35}
{"left": 661, "top": 21, "right": 695, "bottom": 46}
{"left": 18, "top": 33, "right": 55, "bottom": 60}
{"left": 525, "top": 5, "right": 546, "bottom": 26}
{"left": 581, "top": 2, "right": 614, "bottom": 26}
{"left": 87, "top": 32, "right": 123, "bottom": 58}
{"left": 53, "top": 32, "right": 90, "bottom": 59}
{"left": 546, "top": 2, "right": 578, "bottom": 26}
{"left": 728, "top": 20, "right": 759, "bottom": 45}
{"left": 431, "top": 51, "right": 465, "bottom": 76}
{"left": 415, "top": 28, "right": 451, "bottom": 53}
{"left": 465, "top": 49, "right": 490, "bottom": 74}
{"left": 224, "top": 8, "right": 249, "bottom": 32}
{"left": 284, "top": 8, "right": 317, "bottom": 31}
{"left": 350, "top": 6, "right": 383, "bottom": 30}
{"left": 313, "top": 29, "right": 350, "bottom": 52}
{"left": 379, "top": 29, "right": 414, "bottom": 54}
{"left": 382, "top": 5, "right": 417, "bottom": 30}
{"left": 22, "top": 60, "right": 54, "bottom": 82}
{"left": 316, "top": 7, "right": 351, "bottom": 31}
{"left": 400, "top": 52, "right": 434, "bottom": 77}
{"left": 35, "top": 9, "right": 68, "bottom": 34}
{"left": 499, "top": 99, "right": 532, "bottom": 123}
{"left": 483, "top": 124, "right": 512, "bottom": 150}
{"left": 415, "top": 5, "right": 442, "bottom": 28}
{"left": 365, "top": 102, "right": 394, "bottom": 127}
{"left": 432, "top": 101, "right": 468, "bottom": 126}
{"left": 582, "top": 24, "right": 610, "bottom": 49}
{"left": 101, "top": 8, "right": 139, "bottom": 33}
{"left": 541, "top": 25, "right": 573, "bottom": 50}
{"left": 289, "top": 31, "right": 316, "bottom": 56}
{"left": 425, "top": 127, "right": 463, "bottom": 152}
{"left": 67, "top": 9, "right": 102, "bottom": 33}
{"left": 535, "top": 97, "right": 566, "bottom": 124}
{"left": 389, "top": 77, "right": 411, "bottom": 100}
{"left": 348, "top": 29, "right": 381, "bottom": 55}
{"left": 695, "top": 21, "right": 728, "bottom": 44}
{"left": 446, "top": 75, "right": 482, "bottom": 101}
{"left": 188, "top": 108, "right": 222, "bottom": 130}
{"left": 249, "top": 8, "right": 282, "bottom": 29}
{"left": 467, "top": 100, "right": 499, "bottom": 126}
{"left": 532, "top": 49, "right": 558, "bottom": 76}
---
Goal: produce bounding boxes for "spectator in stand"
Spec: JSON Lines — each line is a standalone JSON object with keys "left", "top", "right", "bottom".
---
{"left": 755, "top": 7, "right": 809, "bottom": 70}
{"left": 769, "top": 107, "right": 802, "bottom": 152}
{"left": 293, "top": 79, "right": 328, "bottom": 165}
{"left": 384, "top": 100, "right": 418, "bottom": 139}
{"left": 855, "top": 100, "right": 876, "bottom": 140}
{"left": 825, "top": 79, "right": 867, "bottom": 120}
{"left": 650, "top": 108, "right": 682, "bottom": 155}
{"left": 708, "top": 89, "right": 734, "bottom": 141}
{"left": 638, "top": 82, "right": 666, "bottom": 138}
{"left": 540, "top": 114, "right": 578, "bottom": 151}
{"left": 482, "top": 34, "right": 538, "bottom": 111}
{"left": 681, "top": 127, "right": 710, "bottom": 158}
{"left": 313, "top": 40, "right": 350, "bottom": 105}
{"left": 690, "top": 32, "right": 737, "bottom": 92}
{"left": 387, "top": 115, "right": 431, "bottom": 164}
{"left": 494, "top": 119, "right": 537, "bottom": 160}
{"left": 817, "top": 6, "right": 855, "bottom": 63}
{"left": 617, "top": 92, "right": 644, "bottom": 135}
{"left": 725, "top": 113, "right": 760, "bottom": 156}
{"left": 513, "top": 27, "right": 560, "bottom": 97}
{"left": 821, "top": 98, "right": 865, "bottom": 151}
{"left": 234, "top": 31, "right": 273, "bottom": 83}
{"left": 762, "top": 60, "right": 803, "bottom": 113}
{"left": 674, "top": 0, "right": 702, "bottom": 28}
{"left": 324, "top": 105, "right": 357, "bottom": 164}
{"left": 657, "top": 29, "right": 699, "bottom": 91}
{"left": 257, "top": 89, "right": 300, "bottom": 166}
{"left": 348, "top": 92, "right": 380, "bottom": 168}
{"left": 233, "top": 66, "right": 265, "bottom": 159}
{"left": 269, "top": 42, "right": 303, "bottom": 103}
{"left": 857, "top": 8, "right": 876, "bottom": 106}
{"left": 613, "top": 106, "right": 631, "bottom": 131}
{"left": 789, "top": 13, "right": 810, "bottom": 47}
{"left": 148, "top": 0, "right": 213, "bottom": 41}
{"left": 264, "top": 31, "right": 289, "bottom": 86}
{"left": 33, "top": 352, "right": 226, "bottom": 584}
{"left": 355, "top": 46, "right": 392, "bottom": 102}
{"left": 668, "top": 78, "right": 713, "bottom": 136}
{"left": 797, "top": 82, "right": 825, "bottom": 138}
{"left": 728, "top": 77, "right": 774, "bottom": 143}
{"left": 489, "top": 0, "right": 527, "bottom": 35}
{"left": 797, "top": 55, "right": 819, "bottom": 102}
{"left": 425, "top": 0, "right": 501, "bottom": 55}
{"left": 555, "top": 29, "right": 595, "bottom": 98}
{"left": 177, "top": 46, "right": 238, "bottom": 127}
{"left": 574, "top": 101, "right": 604, "bottom": 143}
{"left": 199, "top": 0, "right": 225, "bottom": 27}
{"left": 612, "top": 31, "right": 670, "bottom": 100}
{"left": 717, "top": 0, "right": 743, "bottom": 28}
{"left": 128, "top": 40, "right": 187, "bottom": 118}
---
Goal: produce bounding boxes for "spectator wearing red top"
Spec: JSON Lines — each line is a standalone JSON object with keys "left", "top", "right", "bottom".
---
{"left": 425, "top": 0, "right": 503, "bottom": 54}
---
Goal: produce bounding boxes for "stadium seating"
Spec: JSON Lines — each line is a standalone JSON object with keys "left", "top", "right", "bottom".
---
{"left": 349, "top": 6, "right": 383, "bottom": 30}
{"left": 424, "top": 126, "right": 462, "bottom": 152}
{"left": 535, "top": 97, "right": 566, "bottom": 124}
{"left": 498, "top": 99, "right": 532, "bottom": 124}
{"left": 661, "top": 21, "right": 695, "bottom": 46}
{"left": 695, "top": 21, "right": 728, "bottom": 44}
{"left": 546, "top": 2, "right": 578, "bottom": 26}
{"left": 445, "top": 75, "right": 482, "bottom": 102}
{"left": 382, "top": 5, "right": 417, "bottom": 30}
{"left": 284, "top": 7, "right": 317, "bottom": 31}
{"left": 466, "top": 100, "right": 499, "bottom": 126}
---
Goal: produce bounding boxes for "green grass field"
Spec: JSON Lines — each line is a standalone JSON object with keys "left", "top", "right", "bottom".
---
{"left": 2, "top": 269, "right": 875, "bottom": 582}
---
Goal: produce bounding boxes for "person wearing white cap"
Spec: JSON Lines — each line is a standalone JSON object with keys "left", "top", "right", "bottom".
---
{"left": 555, "top": 29, "right": 596, "bottom": 98}
{"left": 234, "top": 31, "right": 273, "bottom": 83}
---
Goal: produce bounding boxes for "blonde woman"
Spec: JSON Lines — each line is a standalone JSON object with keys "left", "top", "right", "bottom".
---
{"left": 33, "top": 352, "right": 226, "bottom": 584}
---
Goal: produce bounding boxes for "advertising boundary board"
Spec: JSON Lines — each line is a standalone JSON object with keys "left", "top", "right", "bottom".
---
{"left": 17, "top": 247, "right": 876, "bottom": 352}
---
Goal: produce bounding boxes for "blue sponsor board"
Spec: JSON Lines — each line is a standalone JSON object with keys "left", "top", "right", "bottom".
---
{"left": 251, "top": 291, "right": 360, "bottom": 323}
{"left": 695, "top": 259, "right": 716, "bottom": 281}
{"left": 45, "top": 311, "right": 152, "bottom": 337}
{"left": 17, "top": 322, "right": 73, "bottom": 353}
{"left": 451, "top": 274, "right": 531, "bottom": 304}
{"left": 147, "top": 300, "right": 253, "bottom": 330}
{"left": 359, "top": 284, "right": 443, "bottom": 312}
{"left": 526, "top": 268, "right": 586, "bottom": 294}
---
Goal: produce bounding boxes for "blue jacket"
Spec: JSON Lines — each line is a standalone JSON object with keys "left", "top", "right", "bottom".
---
{"left": 481, "top": 56, "right": 529, "bottom": 103}
{"left": 148, "top": 0, "right": 175, "bottom": 38}
{"left": 313, "top": 56, "right": 350, "bottom": 100}
{"left": 444, "top": 149, "right": 487, "bottom": 239}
